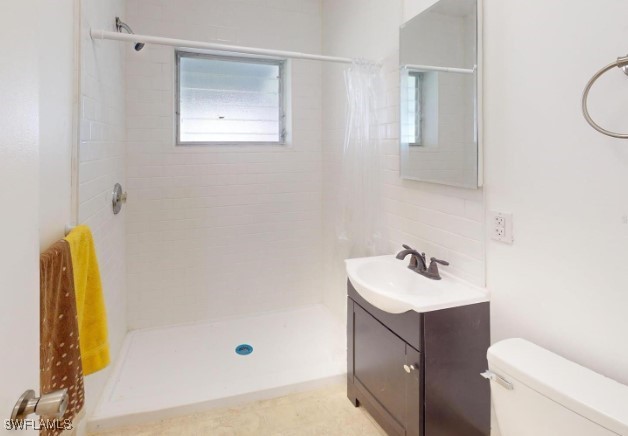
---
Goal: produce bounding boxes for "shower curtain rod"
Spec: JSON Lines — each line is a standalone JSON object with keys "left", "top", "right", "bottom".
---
{"left": 90, "top": 29, "right": 365, "bottom": 64}
{"left": 402, "top": 64, "right": 476, "bottom": 74}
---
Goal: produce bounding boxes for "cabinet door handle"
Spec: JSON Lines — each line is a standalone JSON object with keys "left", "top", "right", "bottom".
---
{"left": 403, "top": 364, "right": 417, "bottom": 373}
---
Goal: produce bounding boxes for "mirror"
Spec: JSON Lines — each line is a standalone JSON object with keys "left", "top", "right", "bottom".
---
{"left": 400, "top": 0, "right": 480, "bottom": 188}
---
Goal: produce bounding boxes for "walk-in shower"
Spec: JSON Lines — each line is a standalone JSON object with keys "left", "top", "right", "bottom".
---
{"left": 79, "top": 9, "right": 359, "bottom": 431}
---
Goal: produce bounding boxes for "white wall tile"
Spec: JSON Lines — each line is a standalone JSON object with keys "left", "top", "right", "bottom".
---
{"left": 79, "top": 0, "right": 128, "bottom": 418}
{"left": 124, "top": 0, "right": 324, "bottom": 329}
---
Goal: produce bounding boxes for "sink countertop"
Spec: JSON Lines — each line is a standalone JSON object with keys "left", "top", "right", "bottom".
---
{"left": 345, "top": 255, "right": 489, "bottom": 314}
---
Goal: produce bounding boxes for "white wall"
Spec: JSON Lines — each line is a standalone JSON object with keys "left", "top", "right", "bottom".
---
{"left": 123, "top": 0, "right": 323, "bottom": 329}
{"left": 79, "top": 0, "right": 128, "bottom": 416}
{"left": 484, "top": 0, "right": 628, "bottom": 386}
{"left": 321, "top": 0, "right": 485, "bottom": 321}
{"left": 404, "top": 0, "right": 437, "bottom": 22}
{"left": 39, "top": 0, "right": 76, "bottom": 250}
{"left": 0, "top": 2, "right": 41, "bottom": 431}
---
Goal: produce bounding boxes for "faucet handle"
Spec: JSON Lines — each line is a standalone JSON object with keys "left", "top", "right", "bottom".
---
{"left": 427, "top": 257, "right": 449, "bottom": 280}
{"left": 402, "top": 244, "right": 413, "bottom": 250}
{"left": 430, "top": 257, "right": 449, "bottom": 266}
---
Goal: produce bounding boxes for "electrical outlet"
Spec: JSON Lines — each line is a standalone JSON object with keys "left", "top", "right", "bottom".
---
{"left": 490, "top": 211, "right": 513, "bottom": 244}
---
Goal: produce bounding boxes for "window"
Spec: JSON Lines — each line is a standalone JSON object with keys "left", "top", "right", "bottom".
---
{"left": 407, "top": 71, "right": 423, "bottom": 145}
{"left": 176, "top": 51, "right": 286, "bottom": 145}
{"left": 401, "top": 70, "right": 438, "bottom": 147}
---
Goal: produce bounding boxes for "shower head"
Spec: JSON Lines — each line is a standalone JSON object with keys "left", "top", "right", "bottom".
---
{"left": 115, "top": 17, "right": 145, "bottom": 51}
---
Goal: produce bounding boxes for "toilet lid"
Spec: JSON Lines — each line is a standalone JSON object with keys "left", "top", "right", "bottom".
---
{"left": 488, "top": 338, "right": 628, "bottom": 436}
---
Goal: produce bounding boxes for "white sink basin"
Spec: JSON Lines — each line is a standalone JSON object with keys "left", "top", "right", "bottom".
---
{"left": 345, "top": 255, "right": 489, "bottom": 314}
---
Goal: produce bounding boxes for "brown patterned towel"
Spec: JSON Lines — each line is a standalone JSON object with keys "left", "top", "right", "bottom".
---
{"left": 40, "top": 240, "right": 85, "bottom": 435}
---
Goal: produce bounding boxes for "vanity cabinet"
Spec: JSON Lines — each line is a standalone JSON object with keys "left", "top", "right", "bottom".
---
{"left": 347, "top": 280, "right": 490, "bottom": 436}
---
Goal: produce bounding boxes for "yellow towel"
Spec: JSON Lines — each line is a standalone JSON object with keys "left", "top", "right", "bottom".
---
{"left": 65, "top": 225, "right": 110, "bottom": 375}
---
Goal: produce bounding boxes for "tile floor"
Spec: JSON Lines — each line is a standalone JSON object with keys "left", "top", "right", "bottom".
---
{"left": 90, "top": 385, "right": 385, "bottom": 436}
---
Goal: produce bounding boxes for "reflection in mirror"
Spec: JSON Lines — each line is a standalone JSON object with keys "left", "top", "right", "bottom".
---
{"left": 400, "top": 0, "right": 479, "bottom": 188}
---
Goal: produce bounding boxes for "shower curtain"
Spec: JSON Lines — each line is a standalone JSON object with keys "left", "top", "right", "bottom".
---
{"left": 336, "top": 59, "right": 387, "bottom": 258}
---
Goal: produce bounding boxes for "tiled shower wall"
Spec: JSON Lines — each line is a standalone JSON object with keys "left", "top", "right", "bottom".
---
{"left": 124, "top": 0, "right": 323, "bottom": 329}
{"left": 79, "top": 0, "right": 128, "bottom": 416}
{"left": 321, "top": 0, "right": 485, "bottom": 321}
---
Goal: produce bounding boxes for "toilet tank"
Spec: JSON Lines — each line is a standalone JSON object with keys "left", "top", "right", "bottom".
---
{"left": 487, "top": 338, "right": 628, "bottom": 436}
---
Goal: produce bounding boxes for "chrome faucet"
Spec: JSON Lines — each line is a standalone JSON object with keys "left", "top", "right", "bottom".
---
{"left": 395, "top": 245, "right": 450, "bottom": 280}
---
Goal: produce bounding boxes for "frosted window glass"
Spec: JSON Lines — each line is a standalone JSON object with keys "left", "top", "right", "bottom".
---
{"left": 177, "top": 52, "right": 285, "bottom": 144}
{"left": 408, "top": 73, "right": 422, "bottom": 145}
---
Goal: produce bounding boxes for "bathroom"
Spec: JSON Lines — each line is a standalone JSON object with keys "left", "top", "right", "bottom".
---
{"left": 1, "top": 0, "right": 628, "bottom": 434}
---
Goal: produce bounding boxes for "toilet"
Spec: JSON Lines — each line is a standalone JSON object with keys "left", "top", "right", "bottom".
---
{"left": 486, "top": 338, "right": 628, "bottom": 436}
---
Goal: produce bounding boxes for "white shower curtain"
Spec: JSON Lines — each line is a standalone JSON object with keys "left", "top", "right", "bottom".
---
{"left": 336, "top": 59, "right": 387, "bottom": 258}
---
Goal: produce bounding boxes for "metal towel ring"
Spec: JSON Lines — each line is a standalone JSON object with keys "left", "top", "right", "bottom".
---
{"left": 582, "top": 55, "right": 628, "bottom": 138}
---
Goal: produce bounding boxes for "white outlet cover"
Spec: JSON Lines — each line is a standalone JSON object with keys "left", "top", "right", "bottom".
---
{"left": 490, "top": 211, "right": 513, "bottom": 244}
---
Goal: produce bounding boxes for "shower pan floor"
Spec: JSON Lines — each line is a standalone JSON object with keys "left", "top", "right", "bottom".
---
{"left": 89, "top": 304, "right": 346, "bottom": 432}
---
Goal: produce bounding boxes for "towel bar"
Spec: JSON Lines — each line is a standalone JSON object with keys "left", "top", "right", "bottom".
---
{"left": 582, "top": 55, "right": 628, "bottom": 138}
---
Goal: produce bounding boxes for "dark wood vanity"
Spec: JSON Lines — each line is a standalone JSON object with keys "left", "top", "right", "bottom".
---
{"left": 347, "top": 280, "right": 490, "bottom": 436}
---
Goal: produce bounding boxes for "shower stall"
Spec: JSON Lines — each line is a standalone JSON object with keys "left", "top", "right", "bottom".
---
{"left": 91, "top": 307, "right": 344, "bottom": 428}
{"left": 77, "top": 0, "right": 382, "bottom": 431}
